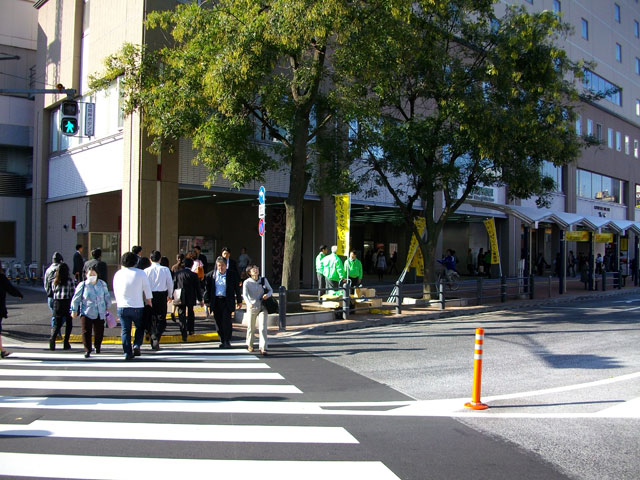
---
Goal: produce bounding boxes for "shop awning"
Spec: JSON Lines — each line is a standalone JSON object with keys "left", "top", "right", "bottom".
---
{"left": 465, "top": 200, "right": 640, "bottom": 235}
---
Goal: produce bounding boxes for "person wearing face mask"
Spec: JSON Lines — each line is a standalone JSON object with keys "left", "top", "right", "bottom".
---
{"left": 242, "top": 265, "right": 272, "bottom": 355}
{"left": 71, "top": 266, "right": 111, "bottom": 358}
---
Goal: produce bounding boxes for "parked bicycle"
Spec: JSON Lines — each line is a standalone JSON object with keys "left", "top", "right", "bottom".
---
{"left": 436, "top": 268, "right": 460, "bottom": 291}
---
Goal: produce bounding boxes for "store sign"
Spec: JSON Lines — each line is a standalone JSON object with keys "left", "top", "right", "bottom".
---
{"left": 466, "top": 186, "right": 495, "bottom": 203}
{"left": 565, "top": 231, "right": 589, "bottom": 242}
{"left": 595, "top": 233, "right": 613, "bottom": 243}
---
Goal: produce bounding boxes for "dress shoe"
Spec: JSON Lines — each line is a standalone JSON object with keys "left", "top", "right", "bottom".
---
{"left": 133, "top": 346, "right": 141, "bottom": 357}
{"left": 0, "top": 350, "right": 10, "bottom": 359}
{"left": 95, "top": 347, "right": 101, "bottom": 354}
{"left": 259, "top": 349, "right": 268, "bottom": 356}
{"left": 124, "top": 354, "right": 134, "bottom": 361}
{"left": 84, "top": 352, "right": 90, "bottom": 358}
{"left": 181, "top": 331, "right": 188, "bottom": 342}
{"left": 63, "top": 343, "right": 71, "bottom": 350}
{"left": 49, "top": 338, "right": 56, "bottom": 351}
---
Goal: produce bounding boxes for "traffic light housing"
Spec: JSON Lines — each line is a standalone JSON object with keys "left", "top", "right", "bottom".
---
{"left": 59, "top": 100, "right": 79, "bottom": 136}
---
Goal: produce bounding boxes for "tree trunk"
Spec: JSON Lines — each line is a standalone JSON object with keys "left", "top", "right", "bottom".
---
{"left": 280, "top": 114, "right": 310, "bottom": 311}
{"left": 420, "top": 239, "right": 438, "bottom": 300}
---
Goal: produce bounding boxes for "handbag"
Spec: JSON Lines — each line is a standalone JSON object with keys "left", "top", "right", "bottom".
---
{"left": 172, "top": 288, "right": 182, "bottom": 306}
{"left": 260, "top": 277, "right": 278, "bottom": 314}
{"left": 105, "top": 310, "right": 117, "bottom": 328}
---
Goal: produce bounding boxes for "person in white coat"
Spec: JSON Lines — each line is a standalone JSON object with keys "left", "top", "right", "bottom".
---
{"left": 242, "top": 265, "right": 272, "bottom": 355}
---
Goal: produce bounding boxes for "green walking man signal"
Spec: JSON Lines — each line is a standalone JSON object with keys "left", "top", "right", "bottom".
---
{"left": 59, "top": 100, "right": 79, "bottom": 136}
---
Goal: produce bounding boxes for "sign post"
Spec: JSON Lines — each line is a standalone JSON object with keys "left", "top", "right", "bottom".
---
{"left": 258, "top": 186, "right": 266, "bottom": 276}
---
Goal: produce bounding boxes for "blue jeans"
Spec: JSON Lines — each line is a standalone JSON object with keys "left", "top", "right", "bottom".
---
{"left": 117, "top": 307, "right": 144, "bottom": 356}
{"left": 48, "top": 297, "right": 64, "bottom": 328}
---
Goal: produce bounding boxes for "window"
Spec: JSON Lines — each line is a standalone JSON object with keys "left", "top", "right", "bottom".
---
{"left": 583, "top": 69, "right": 622, "bottom": 106}
{"left": 581, "top": 19, "right": 589, "bottom": 40}
{"left": 596, "top": 123, "right": 603, "bottom": 141}
{"left": 587, "top": 119, "right": 593, "bottom": 136}
{"left": 635, "top": 140, "right": 639, "bottom": 158}
{"left": 575, "top": 115, "right": 582, "bottom": 135}
{"left": 637, "top": 99, "right": 640, "bottom": 116}
{"left": 577, "top": 169, "right": 624, "bottom": 204}
{"left": 616, "top": 43, "right": 622, "bottom": 63}
{"left": 625, "top": 135, "right": 630, "bottom": 154}
{"left": 553, "top": 0, "right": 561, "bottom": 14}
{"left": 636, "top": 185, "right": 640, "bottom": 208}
{"left": 608, "top": 128, "right": 614, "bottom": 148}
{"left": 635, "top": 20, "right": 639, "bottom": 38}
{"left": 616, "top": 131, "right": 622, "bottom": 151}
{"left": 614, "top": 3, "right": 621, "bottom": 23}
{"left": 0, "top": 222, "right": 16, "bottom": 256}
{"left": 542, "top": 161, "right": 562, "bottom": 192}
{"left": 636, "top": 58, "right": 640, "bottom": 75}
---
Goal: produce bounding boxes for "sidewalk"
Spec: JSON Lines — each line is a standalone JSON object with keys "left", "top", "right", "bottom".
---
{"left": 4, "top": 282, "right": 639, "bottom": 347}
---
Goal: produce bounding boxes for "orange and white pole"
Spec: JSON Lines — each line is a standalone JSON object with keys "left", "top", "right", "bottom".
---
{"left": 464, "top": 328, "right": 489, "bottom": 410}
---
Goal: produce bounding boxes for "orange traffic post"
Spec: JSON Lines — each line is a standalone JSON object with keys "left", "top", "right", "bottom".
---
{"left": 464, "top": 328, "right": 489, "bottom": 410}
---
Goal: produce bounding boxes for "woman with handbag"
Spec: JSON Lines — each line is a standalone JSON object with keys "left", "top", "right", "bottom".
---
{"left": 242, "top": 265, "right": 273, "bottom": 355}
{"left": 71, "top": 265, "right": 112, "bottom": 358}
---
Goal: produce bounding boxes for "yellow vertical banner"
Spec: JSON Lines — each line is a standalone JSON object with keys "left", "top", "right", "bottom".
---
{"left": 407, "top": 217, "right": 426, "bottom": 276}
{"left": 335, "top": 194, "right": 351, "bottom": 256}
{"left": 483, "top": 218, "right": 500, "bottom": 265}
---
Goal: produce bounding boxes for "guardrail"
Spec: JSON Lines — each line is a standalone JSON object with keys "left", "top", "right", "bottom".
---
{"left": 272, "top": 272, "right": 634, "bottom": 331}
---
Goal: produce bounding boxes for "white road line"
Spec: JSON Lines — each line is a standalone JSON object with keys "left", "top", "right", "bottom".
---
{"left": 0, "top": 380, "right": 302, "bottom": 395}
{"left": 5, "top": 352, "right": 258, "bottom": 361}
{"left": 0, "top": 360, "right": 269, "bottom": 369}
{"left": 0, "top": 420, "right": 358, "bottom": 444}
{"left": 595, "top": 396, "right": 640, "bottom": 418}
{"left": 0, "top": 369, "right": 283, "bottom": 380}
{"left": 0, "top": 453, "right": 401, "bottom": 480}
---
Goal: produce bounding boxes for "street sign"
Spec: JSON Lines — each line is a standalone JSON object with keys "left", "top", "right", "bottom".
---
{"left": 258, "top": 218, "right": 265, "bottom": 236}
{"left": 258, "top": 204, "right": 266, "bottom": 219}
{"left": 84, "top": 103, "right": 95, "bottom": 136}
{"left": 258, "top": 186, "right": 266, "bottom": 204}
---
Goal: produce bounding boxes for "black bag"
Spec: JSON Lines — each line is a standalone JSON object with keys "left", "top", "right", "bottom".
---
{"left": 260, "top": 277, "right": 279, "bottom": 314}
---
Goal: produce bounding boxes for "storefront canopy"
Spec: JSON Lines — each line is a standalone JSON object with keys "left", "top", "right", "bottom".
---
{"left": 466, "top": 200, "right": 640, "bottom": 235}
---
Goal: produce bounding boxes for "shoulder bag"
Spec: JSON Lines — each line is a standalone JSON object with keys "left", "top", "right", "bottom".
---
{"left": 260, "top": 277, "right": 278, "bottom": 314}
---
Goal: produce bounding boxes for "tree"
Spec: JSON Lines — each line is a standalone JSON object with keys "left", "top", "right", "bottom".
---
{"left": 89, "top": 0, "right": 351, "bottom": 292}
{"left": 334, "top": 0, "right": 596, "bottom": 294}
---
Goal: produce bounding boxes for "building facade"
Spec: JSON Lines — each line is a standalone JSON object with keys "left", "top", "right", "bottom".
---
{"left": 29, "top": 0, "right": 640, "bottom": 287}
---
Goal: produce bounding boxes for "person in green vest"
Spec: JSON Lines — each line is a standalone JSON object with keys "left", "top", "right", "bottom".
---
{"left": 344, "top": 250, "right": 363, "bottom": 296}
{"left": 320, "top": 245, "right": 346, "bottom": 296}
{"left": 315, "top": 245, "right": 328, "bottom": 301}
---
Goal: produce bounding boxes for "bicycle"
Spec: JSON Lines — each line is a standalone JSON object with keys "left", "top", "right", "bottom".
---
{"left": 436, "top": 268, "right": 460, "bottom": 291}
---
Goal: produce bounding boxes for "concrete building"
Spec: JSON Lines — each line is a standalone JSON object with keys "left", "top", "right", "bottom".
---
{"left": 29, "top": 0, "right": 640, "bottom": 288}
{"left": 0, "top": 0, "right": 38, "bottom": 272}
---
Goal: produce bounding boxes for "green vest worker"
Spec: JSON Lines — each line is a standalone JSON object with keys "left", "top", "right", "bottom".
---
{"left": 344, "top": 251, "right": 363, "bottom": 286}
{"left": 315, "top": 245, "right": 328, "bottom": 300}
{"left": 320, "top": 246, "right": 346, "bottom": 295}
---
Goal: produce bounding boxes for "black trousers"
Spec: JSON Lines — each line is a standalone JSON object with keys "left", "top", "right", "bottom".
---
{"left": 151, "top": 291, "right": 168, "bottom": 339}
{"left": 80, "top": 316, "right": 104, "bottom": 353}
{"left": 213, "top": 297, "right": 232, "bottom": 344}
{"left": 177, "top": 304, "right": 195, "bottom": 334}
{"left": 316, "top": 273, "right": 326, "bottom": 300}
{"left": 51, "top": 299, "right": 72, "bottom": 345}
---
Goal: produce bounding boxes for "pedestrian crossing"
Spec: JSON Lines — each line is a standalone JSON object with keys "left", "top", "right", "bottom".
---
{"left": 0, "top": 345, "right": 401, "bottom": 479}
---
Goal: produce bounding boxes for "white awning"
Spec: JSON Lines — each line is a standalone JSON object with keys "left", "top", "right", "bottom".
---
{"left": 465, "top": 200, "right": 640, "bottom": 234}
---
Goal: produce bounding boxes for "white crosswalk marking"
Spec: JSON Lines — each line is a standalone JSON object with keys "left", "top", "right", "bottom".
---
{"left": 0, "top": 347, "right": 401, "bottom": 479}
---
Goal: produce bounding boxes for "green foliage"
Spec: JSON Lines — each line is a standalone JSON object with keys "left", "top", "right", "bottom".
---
{"left": 334, "top": 0, "right": 590, "bottom": 277}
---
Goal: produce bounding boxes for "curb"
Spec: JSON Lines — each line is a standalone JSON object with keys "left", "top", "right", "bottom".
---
{"left": 54, "top": 331, "right": 220, "bottom": 345}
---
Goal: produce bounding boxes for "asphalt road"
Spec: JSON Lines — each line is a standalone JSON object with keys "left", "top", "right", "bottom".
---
{"left": 287, "top": 293, "right": 640, "bottom": 480}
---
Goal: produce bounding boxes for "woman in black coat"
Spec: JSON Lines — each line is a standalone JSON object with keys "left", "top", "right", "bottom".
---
{"left": 0, "top": 267, "right": 23, "bottom": 358}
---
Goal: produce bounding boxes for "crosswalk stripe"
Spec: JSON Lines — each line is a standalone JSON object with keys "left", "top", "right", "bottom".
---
{"left": 0, "top": 369, "right": 283, "bottom": 380}
{"left": 5, "top": 352, "right": 258, "bottom": 361}
{"left": 0, "top": 420, "right": 358, "bottom": 444}
{"left": 0, "top": 380, "right": 302, "bottom": 395}
{"left": 0, "top": 360, "right": 270, "bottom": 369}
{"left": 0, "top": 453, "right": 401, "bottom": 479}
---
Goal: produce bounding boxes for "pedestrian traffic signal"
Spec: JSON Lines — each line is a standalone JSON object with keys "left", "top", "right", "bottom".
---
{"left": 59, "top": 100, "right": 79, "bottom": 136}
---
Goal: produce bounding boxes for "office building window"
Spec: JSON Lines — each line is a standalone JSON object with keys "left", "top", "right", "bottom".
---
{"left": 577, "top": 169, "right": 623, "bottom": 204}
{"left": 637, "top": 99, "right": 640, "bottom": 116}
{"left": 625, "top": 135, "right": 630, "bottom": 155}
{"left": 635, "top": 20, "right": 639, "bottom": 38}
{"left": 616, "top": 131, "right": 622, "bottom": 151}
{"left": 636, "top": 58, "right": 640, "bottom": 75}
{"left": 583, "top": 69, "right": 621, "bottom": 106}
{"left": 587, "top": 119, "right": 593, "bottom": 136}
{"left": 635, "top": 140, "right": 639, "bottom": 158}
{"left": 597, "top": 123, "right": 603, "bottom": 141}
{"left": 581, "top": 19, "right": 589, "bottom": 39}
{"left": 614, "top": 3, "right": 621, "bottom": 23}
{"left": 553, "top": 0, "right": 561, "bottom": 13}
{"left": 616, "top": 43, "right": 622, "bottom": 63}
{"left": 608, "top": 128, "right": 614, "bottom": 148}
{"left": 575, "top": 115, "right": 582, "bottom": 135}
{"left": 541, "top": 161, "right": 562, "bottom": 192}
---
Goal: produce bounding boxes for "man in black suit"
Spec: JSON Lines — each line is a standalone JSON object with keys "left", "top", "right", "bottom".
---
{"left": 72, "top": 244, "right": 84, "bottom": 282}
{"left": 204, "top": 256, "right": 242, "bottom": 348}
{"left": 221, "top": 247, "right": 240, "bottom": 279}
{"left": 174, "top": 257, "right": 203, "bottom": 341}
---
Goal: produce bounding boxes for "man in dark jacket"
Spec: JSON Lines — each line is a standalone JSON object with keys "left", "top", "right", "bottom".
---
{"left": 174, "top": 257, "right": 203, "bottom": 341}
{"left": 1, "top": 266, "right": 23, "bottom": 358}
{"left": 204, "top": 256, "right": 242, "bottom": 348}
{"left": 72, "top": 244, "right": 84, "bottom": 282}
{"left": 44, "top": 252, "right": 64, "bottom": 330}
{"left": 221, "top": 247, "right": 240, "bottom": 280}
{"left": 83, "top": 248, "right": 109, "bottom": 287}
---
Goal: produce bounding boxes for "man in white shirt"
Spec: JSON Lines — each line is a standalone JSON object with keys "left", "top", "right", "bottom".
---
{"left": 113, "top": 251, "right": 152, "bottom": 360}
{"left": 144, "top": 250, "right": 174, "bottom": 350}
